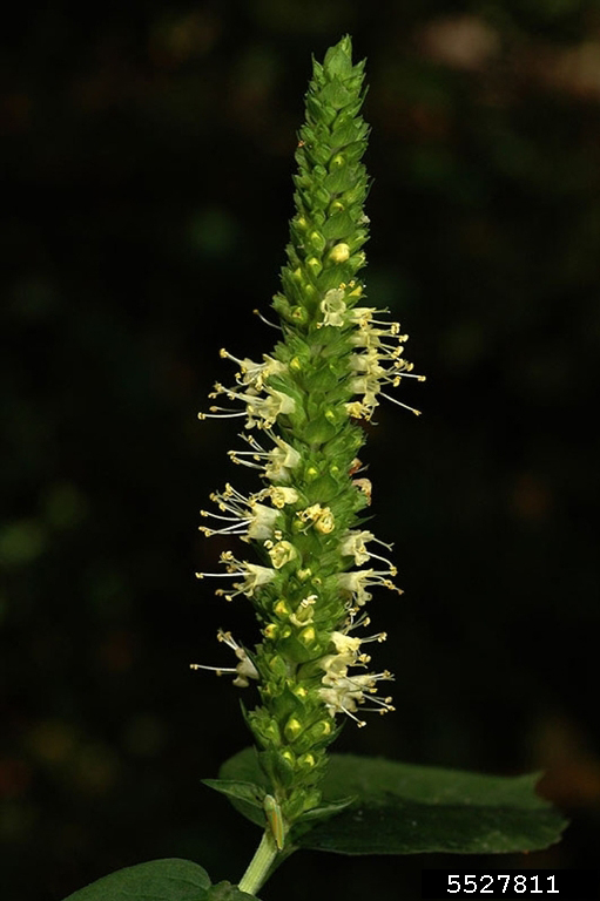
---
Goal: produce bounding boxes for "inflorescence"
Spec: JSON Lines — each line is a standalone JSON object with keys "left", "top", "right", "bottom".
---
{"left": 193, "top": 36, "right": 423, "bottom": 835}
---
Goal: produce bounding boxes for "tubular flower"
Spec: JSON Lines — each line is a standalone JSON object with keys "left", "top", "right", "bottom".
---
{"left": 209, "top": 382, "right": 296, "bottom": 430}
{"left": 195, "top": 37, "right": 422, "bottom": 839}
{"left": 228, "top": 432, "right": 301, "bottom": 482}
{"left": 200, "top": 484, "right": 278, "bottom": 541}
{"left": 190, "top": 629, "right": 259, "bottom": 688}
{"left": 318, "top": 287, "right": 347, "bottom": 327}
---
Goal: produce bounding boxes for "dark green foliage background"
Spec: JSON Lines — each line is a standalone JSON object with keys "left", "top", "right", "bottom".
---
{"left": 1, "top": 2, "right": 599, "bottom": 900}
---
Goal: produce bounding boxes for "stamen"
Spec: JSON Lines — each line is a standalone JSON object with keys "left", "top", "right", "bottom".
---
{"left": 198, "top": 410, "right": 247, "bottom": 420}
{"left": 199, "top": 521, "right": 249, "bottom": 537}
{"left": 253, "top": 308, "right": 283, "bottom": 330}
{"left": 195, "top": 571, "right": 242, "bottom": 579}
{"left": 370, "top": 535, "right": 394, "bottom": 551}
{"left": 341, "top": 706, "right": 367, "bottom": 728}
{"left": 391, "top": 372, "right": 426, "bottom": 381}
{"left": 228, "top": 455, "right": 264, "bottom": 470}
{"left": 364, "top": 549, "right": 396, "bottom": 569}
{"left": 359, "top": 632, "right": 387, "bottom": 644}
{"left": 199, "top": 510, "right": 241, "bottom": 522}
{"left": 379, "top": 391, "right": 422, "bottom": 416}
{"left": 190, "top": 663, "right": 236, "bottom": 674}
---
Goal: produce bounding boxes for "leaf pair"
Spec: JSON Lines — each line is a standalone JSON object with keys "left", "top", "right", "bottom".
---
{"left": 217, "top": 749, "right": 567, "bottom": 855}
{"left": 61, "top": 752, "right": 567, "bottom": 901}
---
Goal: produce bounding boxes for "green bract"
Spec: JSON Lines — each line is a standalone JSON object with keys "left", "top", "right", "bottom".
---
{"left": 195, "top": 36, "right": 423, "bottom": 847}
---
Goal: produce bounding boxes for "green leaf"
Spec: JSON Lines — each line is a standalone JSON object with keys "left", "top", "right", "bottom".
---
{"left": 290, "top": 795, "right": 357, "bottom": 843}
{"left": 207, "top": 882, "right": 261, "bottom": 901}
{"left": 298, "top": 796, "right": 356, "bottom": 823}
{"left": 220, "top": 749, "right": 567, "bottom": 856}
{"left": 202, "top": 778, "right": 266, "bottom": 809}
{"left": 62, "top": 859, "right": 211, "bottom": 901}
{"left": 210, "top": 763, "right": 269, "bottom": 829}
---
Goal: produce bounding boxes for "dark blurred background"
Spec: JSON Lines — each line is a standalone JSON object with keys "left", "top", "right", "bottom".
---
{"left": 1, "top": 2, "right": 599, "bottom": 899}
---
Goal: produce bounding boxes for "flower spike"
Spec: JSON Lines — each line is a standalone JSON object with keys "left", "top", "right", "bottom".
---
{"left": 195, "top": 35, "right": 422, "bottom": 842}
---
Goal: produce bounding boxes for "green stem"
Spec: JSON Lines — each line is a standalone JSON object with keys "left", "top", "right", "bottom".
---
{"left": 238, "top": 830, "right": 279, "bottom": 895}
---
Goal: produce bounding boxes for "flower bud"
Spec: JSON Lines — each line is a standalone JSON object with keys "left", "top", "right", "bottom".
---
{"left": 328, "top": 243, "right": 350, "bottom": 264}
